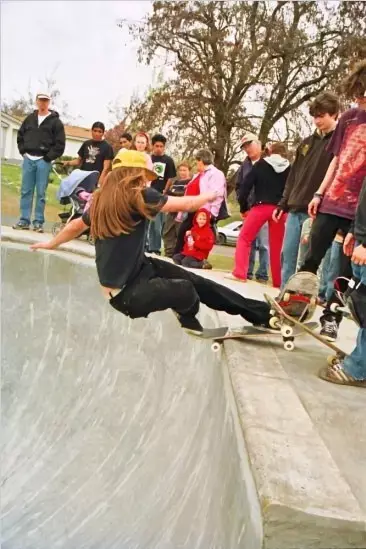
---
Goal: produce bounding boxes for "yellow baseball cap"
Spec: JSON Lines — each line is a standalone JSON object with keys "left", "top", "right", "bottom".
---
{"left": 112, "top": 150, "right": 156, "bottom": 181}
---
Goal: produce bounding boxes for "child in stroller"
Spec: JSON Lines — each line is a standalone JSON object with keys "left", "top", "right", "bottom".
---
{"left": 52, "top": 165, "right": 99, "bottom": 243}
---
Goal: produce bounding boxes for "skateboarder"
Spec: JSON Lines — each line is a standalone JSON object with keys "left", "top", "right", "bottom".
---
{"left": 30, "top": 150, "right": 271, "bottom": 332}
{"left": 319, "top": 177, "right": 366, "bottom": 387}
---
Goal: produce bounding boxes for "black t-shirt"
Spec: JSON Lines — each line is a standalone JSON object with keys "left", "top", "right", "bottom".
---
{"left": 151, "top": 154, "right": 176, "bottom": 193}
{"left": 78, "top": 139, "right": 114, "bottom": 174}
{"left": 82, "top": 188, "right": 168, "bottom": 288}
{"left": 168, "top": 178, "right": 190, "bottom": 197}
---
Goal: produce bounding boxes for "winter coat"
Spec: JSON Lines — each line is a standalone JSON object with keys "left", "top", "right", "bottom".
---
{"left": 238, "top": 155, "right": 291, "bottom": 212}
{"left": 182, "top": 208, "right": 215, "bottom": 261}
{"left": 17, "top": 110, "right": 66, "bottom": 161}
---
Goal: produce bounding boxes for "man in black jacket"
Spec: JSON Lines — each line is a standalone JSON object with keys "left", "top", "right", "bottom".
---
{"left": 13, "top": 93, "right": 65, "bottom": 232}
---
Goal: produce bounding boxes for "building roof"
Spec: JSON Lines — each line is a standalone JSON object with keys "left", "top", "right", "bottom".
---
{"left": 64, "top": 125, "right": 91, "bottom": 140}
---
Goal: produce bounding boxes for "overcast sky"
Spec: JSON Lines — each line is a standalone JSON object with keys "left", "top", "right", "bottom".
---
{"left": 1, "top": 0, "right": 155, "bottom": 127}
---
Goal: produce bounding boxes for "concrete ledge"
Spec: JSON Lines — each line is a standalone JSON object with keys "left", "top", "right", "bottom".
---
{"left": 221, "top": 332, "right": 366, "bottom": 548}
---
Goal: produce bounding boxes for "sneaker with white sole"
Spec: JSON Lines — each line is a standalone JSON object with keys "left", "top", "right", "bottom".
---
{"left": 32, "top": 224, "right": 44, "bottom": 233}
{"left": 320, "top": 318, "right": 339, "bottom": 342}
{"left": 12, "top": 221, "right": 30, "bottom": 230}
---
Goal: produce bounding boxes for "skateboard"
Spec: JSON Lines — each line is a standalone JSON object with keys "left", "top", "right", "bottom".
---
{"left": 273, "top": 271, "right": 319, "bottom": 324}
{"left": 264, "top": 293, "right": 348, "bottom": 365}
{"left": 186, "top": 322, "right": 318, "bottom": 352}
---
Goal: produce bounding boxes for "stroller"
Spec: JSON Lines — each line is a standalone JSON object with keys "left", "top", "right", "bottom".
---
{"left": 51, "top": 163, "right": 99, "bottom": 244}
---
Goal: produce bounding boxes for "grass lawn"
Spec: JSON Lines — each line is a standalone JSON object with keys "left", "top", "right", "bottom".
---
{"left": 1, "top": 162, "right": 60, "bottom": 222}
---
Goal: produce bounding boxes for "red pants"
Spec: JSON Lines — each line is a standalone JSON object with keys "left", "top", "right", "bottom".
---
{"left": 233, "top": 204, "right": 287, "bottom": 288}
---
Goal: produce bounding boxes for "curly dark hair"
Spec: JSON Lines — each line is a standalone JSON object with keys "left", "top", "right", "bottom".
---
{"left": 342, "top": 60, "right": 366, "bottom": 99}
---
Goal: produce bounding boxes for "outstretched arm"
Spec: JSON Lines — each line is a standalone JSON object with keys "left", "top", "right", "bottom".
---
{"left": 161, "top": 191, "right": 218, "bottom": 213}
{"left": 30, "top": 218, "right": 88, "bottom": 251}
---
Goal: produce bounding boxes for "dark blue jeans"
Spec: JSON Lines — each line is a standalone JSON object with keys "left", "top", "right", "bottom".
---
{"left": 248, "top": 223, "right": 269, "bottom": 280}
{"left": 20, "top": 156, "right": 52, "bottom": 225}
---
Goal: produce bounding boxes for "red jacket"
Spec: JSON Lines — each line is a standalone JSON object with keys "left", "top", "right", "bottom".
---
{"left": 182, "top": 208, "right": 215, "bottom": 261}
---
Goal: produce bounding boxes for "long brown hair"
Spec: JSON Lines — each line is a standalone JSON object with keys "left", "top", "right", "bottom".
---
{"left": 90, "top": 167, "right": 160, "bottom": 239}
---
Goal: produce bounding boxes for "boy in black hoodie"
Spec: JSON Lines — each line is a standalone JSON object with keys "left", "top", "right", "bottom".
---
{"left": 13, "top": 93, "right": 65, "bottom": 232}
{"left": 273, "top": 92, "right": 340, "bottom": 286}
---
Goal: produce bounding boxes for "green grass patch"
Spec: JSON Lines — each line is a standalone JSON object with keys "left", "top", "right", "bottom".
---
{"left": 1, "top": 162, "right": 61, "bottom": 221}
{"left": 209, "top": 254, "right": 234, "bottom": 271}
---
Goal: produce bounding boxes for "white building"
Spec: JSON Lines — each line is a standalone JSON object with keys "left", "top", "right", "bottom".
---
{"left": 1, "top": 111, "right": 91, "bottom": 162}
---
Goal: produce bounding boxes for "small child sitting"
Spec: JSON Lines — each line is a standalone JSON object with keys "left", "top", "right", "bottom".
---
{"left": 173, "top": 208, "right": 215, "bottom": 269}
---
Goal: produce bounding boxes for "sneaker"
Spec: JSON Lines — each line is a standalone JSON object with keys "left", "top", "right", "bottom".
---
{"left": 202, "top": 260, "right": 212, "bottom": 270}
{"left": 32, "top": 224, "right": 44, "bottom": 233}
{"left": 256, "top": 278, "right": 268, "bottom": 285}
{"left": 12, "top": 221, "right": 29, "bottom": 230}
{"left": 247, "top": 275, "right": 253, "bottom": 280}
{"left": 320, "top": 318, "right": 339, "bottom": 342}
{"left": 177, "top": 314, "right": 203, "bottom": 333}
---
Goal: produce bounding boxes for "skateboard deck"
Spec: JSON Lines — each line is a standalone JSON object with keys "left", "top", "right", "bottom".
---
{"left": 264, "top": 293, "right": 347, "bottom": 363}
{"left": 186, "top": 322, "right": 318, "bottom": 352}
{"left": 275, "top": 271, "right": 319, "bottom": 322}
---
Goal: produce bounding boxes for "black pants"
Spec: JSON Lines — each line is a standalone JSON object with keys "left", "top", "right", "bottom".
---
{"left": 299, "top": 212, "right": 353, "bottom": 320}
{"left": 174, "top": 213, "right": 195, "bottom": 255}
{"left": 109, "top": 257, "right": 270, "bottom": 327}
{"left": 173, "top": 253, "right": 204, "bottom": 269}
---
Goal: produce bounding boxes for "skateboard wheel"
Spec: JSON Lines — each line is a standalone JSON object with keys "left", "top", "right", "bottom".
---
{"left": 281, "top": 325, "right": 293, "bottom": 338}
{"left": 269, "top": 316, "right": 280, "bottom": 329}
{"left": 330, "top": 303, "right": 339, "bottom": 313}
{"left": 211, "top": 342, "right": 221, "bottom": 353}
{"left": 327, "top": 355, "right": 338, "bottom": 366}
{"left": 283, "top": 292, "right": 291, "bottom": 302}
{"left": 284, "top": 340, "right": 295, "bottom": 352}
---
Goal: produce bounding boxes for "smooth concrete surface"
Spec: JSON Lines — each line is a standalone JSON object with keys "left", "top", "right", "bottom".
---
{"left": 1, "top": 241, "right": 262, "bottom": 549}
{"left": 2, "top": 226, "right": 366, "bottom": 549}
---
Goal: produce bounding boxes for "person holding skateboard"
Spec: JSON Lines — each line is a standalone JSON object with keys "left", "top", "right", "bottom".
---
{"left": 298, "top": 61, "right": 366, "bottom": 342}
{"left": 30, "top": 150, "right": 272, "bottom": 332}
{"left": 319, "top": 177, "right": 366, "bottom": 388}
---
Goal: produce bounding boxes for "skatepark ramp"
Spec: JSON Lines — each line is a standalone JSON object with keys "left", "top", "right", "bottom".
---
{"left": 1, "top": 242, "right": 262, "bottom": 549}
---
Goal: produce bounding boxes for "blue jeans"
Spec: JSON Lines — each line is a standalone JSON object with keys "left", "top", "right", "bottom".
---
{"left": 318, "top": 241, "right": 342, "bottom": 301}
{"left": 281, "top": 212, "right": 309, "bottom": 289}
{"left": 147, "top": 212, "right": 164, "bottom": 253}
{"left": 248, "top": 223, "right": 269, "bottom": 281}
{"left": 20, "top": 156, "right": 52, "bottom": 225}
{"left": 343, "top": 262, "right": 366, "bottom": 380}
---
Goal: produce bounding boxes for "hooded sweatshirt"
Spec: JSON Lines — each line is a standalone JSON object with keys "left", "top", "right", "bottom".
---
{"left": 182, "top": 208, "right": 215, "bottom": 261}
{"left": 353, "top": 177, "right": 366, "bottom": 247}
{"left": 278, "top": 130, "right": 335, "bottom": 212}
{"left": 237, "top": 155, "right": 291, "bottom": 212}
{"left": 17, "top": 110, "right": 66, "bottom": 162}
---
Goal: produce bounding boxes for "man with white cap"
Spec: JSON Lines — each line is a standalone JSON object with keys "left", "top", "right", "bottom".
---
{"left": 13, "top": 92, "right": 65, "bottom": 232}
{"left": 234, "top": 132, "right": 269, "bottom": 283}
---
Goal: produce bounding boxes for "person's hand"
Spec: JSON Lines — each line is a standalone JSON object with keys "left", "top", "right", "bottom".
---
{"left": 308, "top": 196, "right": 322, "bottom": 218}
{"left": 186, "top": 230, "right": 191, "bottom": 236}
{"left": 30, "top": 241, "right": 54, "bottom": 251}
{"left": 272, "top": 208, "right": 283, "bottom": 222}
{"left": 301, "top": 235, "right": 309, "bottom": 245}
{"left": 62, "top": 160, "right": 70, "bottom": 167}
{"left": 343, "top": 232, "right": 355, "bottom": 257}
{"left": 351, "top": 244, "right": 366, "bottom": 265}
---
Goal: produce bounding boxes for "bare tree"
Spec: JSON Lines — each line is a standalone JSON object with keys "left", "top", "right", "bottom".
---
{"left": 120, "top": 0, "right": 366, "bottom": 174}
